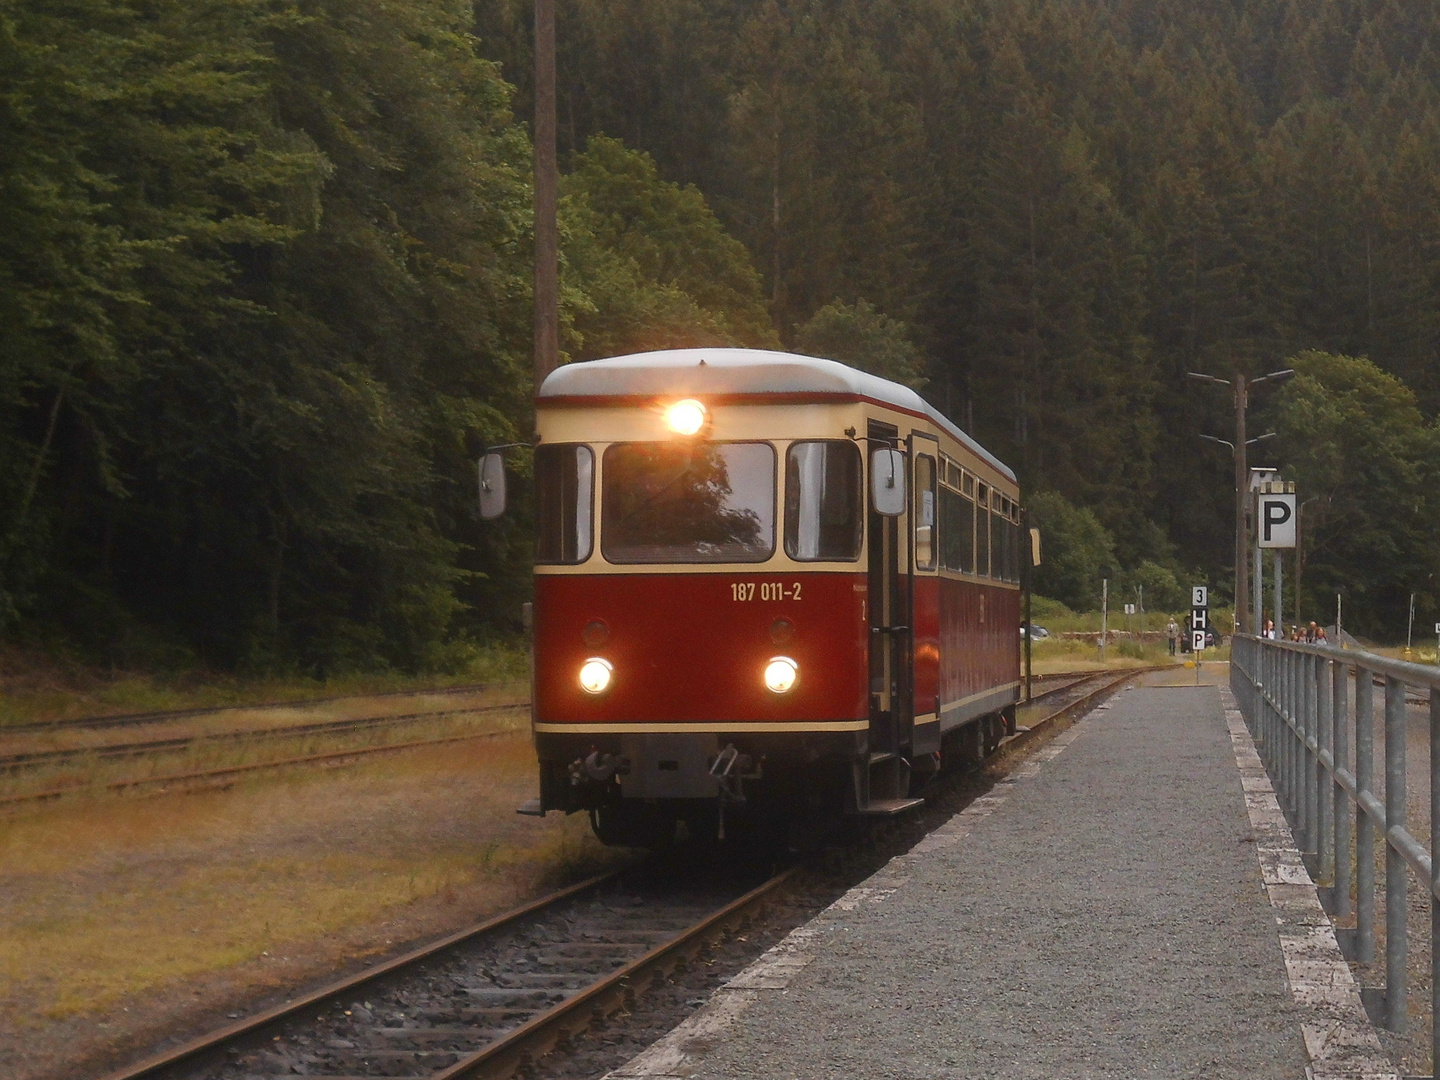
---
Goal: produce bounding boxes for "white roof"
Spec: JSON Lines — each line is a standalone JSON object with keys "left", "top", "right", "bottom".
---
{"left": 539, "top": 348, "right": 1016, "bottom": 483}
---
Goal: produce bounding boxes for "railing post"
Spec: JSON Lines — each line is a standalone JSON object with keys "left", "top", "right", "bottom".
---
{"left": 1292, "top": 650, "right": 1303, "bottom": 821}
{"left": 1356, "top": 664, "right": 1376, "bottom": 964}
{"left": 1333, "top": 658, "right": 1351, "bottom": 918}
{"left": 1317, "top": 653, "right": 1334, "bottom": 881}
{"left": 1431, "top": 686, "right": 1440, "bottom": 1073}
{"left": 1280, "top": 649, "right": 1291, "bottom": 809}
{"left": 1304, "top": 652, "right": 1318, "bottom": 856}
{"left": 1268, "top": 644, "right": 1279, "bottom": 771}
{"left": 1384, "top": 675, "right": 1407, "bottom": 1031}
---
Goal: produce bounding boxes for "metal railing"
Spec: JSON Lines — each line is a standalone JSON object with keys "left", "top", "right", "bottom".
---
{"left": 1231, "top": 635, "right": 1440, "bottom": 1063}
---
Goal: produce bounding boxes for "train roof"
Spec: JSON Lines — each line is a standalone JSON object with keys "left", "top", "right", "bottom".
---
{"left": 539, "top": 348, "right": 1017, "bottom": 484}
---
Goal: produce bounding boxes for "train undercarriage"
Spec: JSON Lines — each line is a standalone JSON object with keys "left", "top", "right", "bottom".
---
{"left": 531, "top": 708, "right": 1015, "bottom": 849}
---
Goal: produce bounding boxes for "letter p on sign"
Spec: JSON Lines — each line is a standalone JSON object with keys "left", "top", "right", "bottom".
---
{"left": 1258, "top": 493, "right": 1297, "bottom": 548}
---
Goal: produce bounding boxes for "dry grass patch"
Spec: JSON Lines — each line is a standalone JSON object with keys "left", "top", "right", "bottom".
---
{"left": 0, "top": 732, "right": 621, "bottom": 1079}
{"left": 0, "top": 700, "right": 532, "bottom": 802}
{"left": 0, "top": 642, "right": 529, "bottom": 729}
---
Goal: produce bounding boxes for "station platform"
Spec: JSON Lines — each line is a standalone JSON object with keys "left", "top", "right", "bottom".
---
{"left": 607, "top": 675, "right": 1397, "bottom": 1080}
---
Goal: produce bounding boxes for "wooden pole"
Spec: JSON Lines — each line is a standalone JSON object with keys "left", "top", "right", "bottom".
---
{"left": 533, "top": 0, "right": 558, "bottom": 397}
{"left": 1234, "top": 373, "right": 1250, "bottom": 636}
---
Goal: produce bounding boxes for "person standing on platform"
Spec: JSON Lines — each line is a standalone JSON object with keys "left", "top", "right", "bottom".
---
{"left": 1167, "top": 618, "right": 1179, "bottom": 656}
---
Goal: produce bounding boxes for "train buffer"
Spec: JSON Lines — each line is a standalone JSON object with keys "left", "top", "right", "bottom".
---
{"left": 604, "top": 672, "right": 1399, "bottom": 1080}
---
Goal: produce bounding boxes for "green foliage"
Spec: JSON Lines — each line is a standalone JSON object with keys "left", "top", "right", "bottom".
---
{"left": 15, "top": 0, "right": 1440, "bottom": 667}
{"left": 560, "top": 136, "right": 777, "bottom": 359}
{"left": 1119, "top": 561, "right": 1188, "bottom": 613}
{"left": 474, "top": 0, "right": 1440, "bottom": 632}
{"left": 1274, "top": 351, "right": 1440, "bottom": 638}
{"left": 1027, "top": 490, "right": 1117, "bottom": 612}
{"left": 794, "top": 300, "right": 926, "bottom": 389}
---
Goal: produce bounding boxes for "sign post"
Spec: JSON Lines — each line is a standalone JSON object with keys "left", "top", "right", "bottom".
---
{"left": 1191, "top": 585, "right": 1209, "bottom": 682}
{"left": 1257, "top": 481, "right": 1296, "bottom": 639}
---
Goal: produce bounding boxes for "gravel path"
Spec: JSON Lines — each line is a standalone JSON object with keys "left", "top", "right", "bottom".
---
{"left": 625, "top": 685, "right": 1308, "bottom": 1080}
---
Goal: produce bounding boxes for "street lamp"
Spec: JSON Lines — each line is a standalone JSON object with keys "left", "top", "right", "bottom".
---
{"left": 1187, "top": 367, "right": 1295, "bottom": 636}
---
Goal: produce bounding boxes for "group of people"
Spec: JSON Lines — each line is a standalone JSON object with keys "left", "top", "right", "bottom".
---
{"left": 1263, "top": 619, "right": 1327, "bottom": 643}
{"left": 1160, "top": 617, "right": 1327, "bottom": 655}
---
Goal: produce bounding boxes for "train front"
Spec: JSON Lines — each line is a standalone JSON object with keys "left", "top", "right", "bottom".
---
{"left": 529, "top": 358, "right": 869, "bottom": 847}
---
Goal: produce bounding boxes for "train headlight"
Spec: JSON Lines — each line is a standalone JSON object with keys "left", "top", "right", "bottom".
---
{"left": 579, "top": 657, "right": 613, "bottom": 695}
{"left": 763, "top": 656, "right": 798, "bottom": 694}
{"left": 664, "top": 398, "right": 707, "bottom": 436}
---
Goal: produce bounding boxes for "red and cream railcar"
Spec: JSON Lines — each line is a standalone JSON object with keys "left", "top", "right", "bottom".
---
{"left": 524, "top": 348, "right": 1022, "bottom": 846}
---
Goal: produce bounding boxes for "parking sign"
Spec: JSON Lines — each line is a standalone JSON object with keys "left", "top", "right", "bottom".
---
{"left": 1192, "top": 630, "right": 1207, "bottom": 651}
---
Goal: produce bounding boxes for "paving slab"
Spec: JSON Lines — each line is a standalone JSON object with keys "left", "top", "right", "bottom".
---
{"left": 611, "top": 685, "right": 1342, "bottom": 1080}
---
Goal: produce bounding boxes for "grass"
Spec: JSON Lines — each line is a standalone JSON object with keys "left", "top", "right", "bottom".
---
{"left": 1027, "top": 636, "right": 1183, "bottom": 672}
{"left": 0, "top": 732, "right": 621, "bottom": 1031}
{"left": 0, "top": 639, "right": 530, "bottom": 729}
{"left": 0, "top": 700, "right": 533, "bottom": 804}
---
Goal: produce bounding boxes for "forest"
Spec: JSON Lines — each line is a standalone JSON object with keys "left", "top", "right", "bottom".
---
{"left": 3, "top": 0, "right": 1440, "bottom": 671}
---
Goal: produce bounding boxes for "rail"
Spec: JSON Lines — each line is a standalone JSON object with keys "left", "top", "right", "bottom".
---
{"left": 1230, "top": 634, "right": 1440, "bottom": 1062}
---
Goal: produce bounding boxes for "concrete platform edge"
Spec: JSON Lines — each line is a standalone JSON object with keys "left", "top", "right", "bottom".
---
{"left": 1219, "top": 685, "right": 1400, "bottom": 1080}
{"left": 601, "top": 722, "right": 1091, "bottom": 1079}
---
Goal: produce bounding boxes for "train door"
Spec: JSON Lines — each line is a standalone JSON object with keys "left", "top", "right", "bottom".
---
{"left": 909, "top": 433, "right": 941, "bottom": 760}
{"left": 859, "top": 419, "right": 920, "bottom": 812}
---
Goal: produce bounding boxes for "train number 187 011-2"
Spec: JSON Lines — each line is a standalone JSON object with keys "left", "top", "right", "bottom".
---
{"left": 731, "top": 581, "right": 802, "bottom": 602}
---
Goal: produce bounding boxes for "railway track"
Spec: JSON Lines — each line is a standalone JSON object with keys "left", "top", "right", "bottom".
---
{"left": 2, "top": 680, "right": 499, "bottom": 735}
{"left": 101, "top": 865, "right": 796, "bottom": 1080}
{"left": 0, "top": 702, "right": 526, "bottom": 773}
{"left": 0, "top": 726, "right": 522, "bottom": 809}
{"left": 94, "top": 666, "right": 1146, "bottom": 1080}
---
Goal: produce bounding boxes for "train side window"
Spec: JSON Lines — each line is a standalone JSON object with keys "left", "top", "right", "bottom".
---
{"left": 991, "top": 502, "right": 1008, "bottom": 582}
{"left": 975, "top": 482, "right": 990, "bottom": 577}
{"left": 940, "top": 486, "right": 973, "bottom": 573}
{"left": 535, "top": 444, "right": 594, "bottom": 564}
{"left": 913, "top": 454, "right": 936, "bottom": 570}
{"left": 784, "top": 440, "right": 862, "bottom": 561}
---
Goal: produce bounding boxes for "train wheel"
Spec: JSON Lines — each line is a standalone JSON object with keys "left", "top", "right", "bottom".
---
{"left": 982, "top": 714, "right": 1003, "bottom": 756}
{"left": 589, "top": 804, "right": 677, "bottom": 850}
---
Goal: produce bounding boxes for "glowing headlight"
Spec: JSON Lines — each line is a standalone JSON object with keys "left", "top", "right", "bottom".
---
{"left": 763, "top": 656, "right": 798, "bottom": 694}
{"left": 665, "top": 398, "right": 707, "bottom": 436}
{"left": 579, "top": 657, "right": 613, "bottom": 695}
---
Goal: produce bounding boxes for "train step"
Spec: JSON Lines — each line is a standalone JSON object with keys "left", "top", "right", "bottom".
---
{"left": 850, "top": 797, "right": 925, "bottom": 816}
{"left": 868, "top": 751, "right": 897, "bottom": 765}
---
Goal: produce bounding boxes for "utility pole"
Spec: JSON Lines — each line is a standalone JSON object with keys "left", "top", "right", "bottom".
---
{"left": 533, "top": 0, "right": 559, "bottom": 397}
{"left": 1189, "top": 366, "right": 1294, "bottom": 637}
{"left": 1235, "top": 373, "right": 1250, "bottom": 636}
{"left": 1100, "top": 573, "right": 1109, "bottom": 663}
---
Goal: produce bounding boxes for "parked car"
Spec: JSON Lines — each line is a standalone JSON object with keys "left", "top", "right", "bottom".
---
{"left": 1020, "top": 623, "right": 1050, "bottom": 639}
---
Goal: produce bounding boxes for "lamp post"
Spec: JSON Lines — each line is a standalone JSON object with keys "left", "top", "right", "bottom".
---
{"left": 1188, "top": 368, "right": 1295, "bottom": 636}
{"left": 1295, "top": 494, "right": 1320, "bottom": 632}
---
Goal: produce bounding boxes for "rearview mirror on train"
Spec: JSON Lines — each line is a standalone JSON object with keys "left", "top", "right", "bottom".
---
{"left": 479, "top": 452, "right": 507, "bottom": 519}
{"left": 870, "top": 448, "right": 906, "bottom": 517}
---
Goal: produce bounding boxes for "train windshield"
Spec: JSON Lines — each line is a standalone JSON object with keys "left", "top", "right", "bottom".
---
{"left": 601, "top": 442, "right": 775, "bottom": 563}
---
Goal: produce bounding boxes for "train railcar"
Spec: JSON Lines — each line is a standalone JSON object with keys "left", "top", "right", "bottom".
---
{"left": 510, "top": 348, "right": 1023, "bottom": 846}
